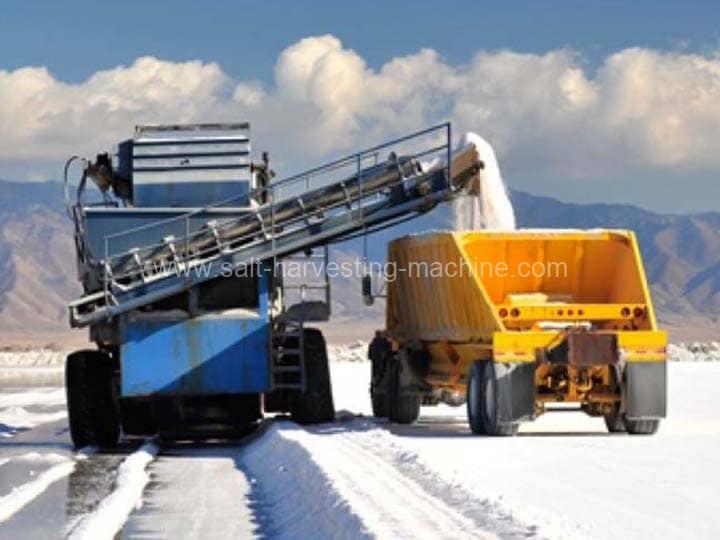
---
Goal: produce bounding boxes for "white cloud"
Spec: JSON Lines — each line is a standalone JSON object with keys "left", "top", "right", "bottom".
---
{"left": 1, "top": 36, "right": 720, "bottom": 184}
{"left": 233, "top": 80, "right": 265, "bottom": 107}
{"left": 0, "top": 57, "right": 229, "bottom": 165}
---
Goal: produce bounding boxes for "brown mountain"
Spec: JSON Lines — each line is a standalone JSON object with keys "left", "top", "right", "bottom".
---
{"left": 0, "top": 181, "right": 82, "bottom": 346}
{"left": 0, "top": 181, "right": 717, "bottom": 345}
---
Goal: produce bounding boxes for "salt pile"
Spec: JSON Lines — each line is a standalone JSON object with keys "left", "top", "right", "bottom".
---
{"left": 328, "top": 341, "right": 368, "bottom": 363}
{"left": 452, "top": 132, "right": 516, "bottom": 231}
{"left": 669, "top": 342, "right": 720, "bottom": 362}
{"left": 0, "top": 349, "right": 67, "bottom": 367}
{"left": 0, "top": 350, "right": 67, "bottom": 387}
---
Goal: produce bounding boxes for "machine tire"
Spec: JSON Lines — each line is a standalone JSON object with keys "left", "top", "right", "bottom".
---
{"left": 466, "top": 361, "right": 486, "bottom": 435}
{"left": 291, "top": 329, "right": 335, "bottom": 424}
{"left": 480, "top": 361, "right": 519, "bottom": 437}
{"left": 624, "top": 418, "right": 660, "bottom": 435}
{"left": 66, "top": 350, "right": 120, "bottom": 448}
{"left": 387, "top": 361, "right": 421, "bottom": 424}
{"left": 372, "top": 390, "right": 388, "bottom": 418}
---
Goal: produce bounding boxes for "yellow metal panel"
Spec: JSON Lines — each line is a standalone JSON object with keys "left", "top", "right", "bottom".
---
{"left": 387, "top": 230, "right": 663, "bottom": 351}
{"left": 457, "top": 230, "right": 648, "bottom": 306}
{"left": 616, "top": 330, "right": 668, "bottom": 348}
{"left": 386, "top": 234, "right": 502, "bottom": 342}
{"left": 627, "top": 231, "right": 660, "bottom": 329}
{"left": 617, "top": 330, "right": 668, "bottom": 361}
{"left": 490, "top": 329, "right": 667, "bottom": 363}
{"left": 495, "top": 303, "right": 647, "bottom": 322}
{"left": 493, "top": 331, "right": 560, "bottom": 362}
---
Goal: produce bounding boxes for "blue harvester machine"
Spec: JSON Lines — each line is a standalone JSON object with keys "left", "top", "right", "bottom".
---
{"left": 64, "top": 122, "right": 479, "bottom": 446}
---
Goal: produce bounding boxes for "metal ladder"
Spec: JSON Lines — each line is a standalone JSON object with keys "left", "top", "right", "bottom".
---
{"left": 270, "top": 320, "right": 306, "bottom": 391}
{"left": 270, "top": 246, "right": 331, "bottom": 392}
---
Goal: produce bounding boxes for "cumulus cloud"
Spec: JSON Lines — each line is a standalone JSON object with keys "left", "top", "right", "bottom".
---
{"left": 1, "top": 35, "right": 720, "bottom": 183}
{"left": 0, "top": 57, "right": 229, "bottom": 166}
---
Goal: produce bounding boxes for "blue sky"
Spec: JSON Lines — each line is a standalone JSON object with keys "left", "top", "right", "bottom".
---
{"left": 3, "top": 1, "right": 718, "bottom": 83}
{"left": 1, "top": 1, "right": 720, "bottom": 213}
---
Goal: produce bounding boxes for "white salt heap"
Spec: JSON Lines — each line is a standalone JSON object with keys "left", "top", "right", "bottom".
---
{"left": 0, "top": 349, "right": 67, "bottom": 366}
{"left": 452, "top": 132, "right": 516, "bottom": 231}
{"left": 328, "top": 341, "right": 368, "bottom": 363}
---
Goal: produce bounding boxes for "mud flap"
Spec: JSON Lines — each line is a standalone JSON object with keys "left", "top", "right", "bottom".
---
{"left": 625, "top": 362, "right": 666, "bottom": 419}
{"left": 496, "top": 362, "right": 536, "bottom": 423}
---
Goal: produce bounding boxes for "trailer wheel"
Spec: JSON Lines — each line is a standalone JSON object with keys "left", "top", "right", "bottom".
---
{"left": 291, "top": 329, "right": 335, "bottom": 424}
{"left": 604, "top": 413, "right": 626, "bottom": 433}
{"left": 466, "top": 361, "right": 486, "bottom": 434}
{"left": 388, "top": 361, "right": 421, "bottom": 424}
{"left": 66, "top": 350, "right": 120, "bottom": 449}
{"left": 479, "top": 361, "right": 519, "bottom": 437}
{"left": 369, "top": 335, "right": 391, "bottom": 418}
{"left": 624, "top": 418, "right": 660, "bottom": 435}
{"left": 371, "top": 386, "right": 388, "bottom": 418}
{"left": 603, "top": 404, "right": 627, "bottom": 433}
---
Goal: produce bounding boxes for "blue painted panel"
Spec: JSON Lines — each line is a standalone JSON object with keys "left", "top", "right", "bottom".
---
{"left": 133, "top": 180, "right": 251, "bottom": 207}
{"left": 120, "top": 312, "right": 270, "bottom": 397}
{"left": 120, "top": 265, "right": 271, "bottom": 397}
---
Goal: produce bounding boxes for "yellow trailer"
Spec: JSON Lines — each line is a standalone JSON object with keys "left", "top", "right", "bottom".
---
{"left": 368, "top": 230, "right": 667, "bottom": 435}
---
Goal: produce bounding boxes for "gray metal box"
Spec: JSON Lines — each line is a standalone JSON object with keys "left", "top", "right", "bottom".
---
{"left": 131, "top": 123, "right": 253, "bottom": 207}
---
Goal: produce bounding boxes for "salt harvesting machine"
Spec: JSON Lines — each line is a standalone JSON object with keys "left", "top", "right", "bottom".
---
{"left": 64, "top": 122, "right": 482, "bottom": 446}
{"left": 64, "top": 121, "right": 666, "bottom": 447}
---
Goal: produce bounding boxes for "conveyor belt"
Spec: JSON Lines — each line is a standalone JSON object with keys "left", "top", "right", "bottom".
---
{"left": 69, "top": 125, "right": 480, "bottom": 327}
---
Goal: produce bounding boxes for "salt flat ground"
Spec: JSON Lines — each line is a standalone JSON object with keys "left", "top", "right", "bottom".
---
{"left": 0, "top": 361, "right": 718, "bottom": 539}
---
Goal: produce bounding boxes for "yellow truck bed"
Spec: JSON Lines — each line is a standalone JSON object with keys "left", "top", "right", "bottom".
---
{"left": 370, "top": 230, "right": 667, "bottom": 435}
{"left": 387, "top": 230, "right": 666, "bottom": 362}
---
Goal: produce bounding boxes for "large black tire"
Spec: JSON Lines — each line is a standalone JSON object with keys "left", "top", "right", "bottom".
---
{"left": 466, "top": 361, "right": 486, "bottom": 435}
{"left": 624, "top": 418, "right": 660, "bottom": 435}
{"left": 387, "top": 361, "right": 421, "bottom": 424}
{"left": 291, "top": 329, "right": 335, "bottom": 424}
{"left": 479, "top": 361, "right": 518, "bottom": 437}
{"left": 66, "top": 350, "right": 120, "bottom": 448}
{"left": 369, "top": 335, "right": 391, "bottom": 418}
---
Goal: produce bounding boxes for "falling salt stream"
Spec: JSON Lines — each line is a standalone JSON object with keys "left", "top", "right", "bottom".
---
{"left": 452, "top": 132, "right": 516, "bottom": 231}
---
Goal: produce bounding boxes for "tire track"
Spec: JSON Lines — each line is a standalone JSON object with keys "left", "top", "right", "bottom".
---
{"left": 324, "top": 431, "right": 486, "bottom": 539}
{"left": 67, "top": 439, "right": 158, "bottom": 539}
{"left": 252, "top": 420, "right": 521, "bottom": 539}
{"left": 336, "top": 422, "right": 540, "bottom": 539}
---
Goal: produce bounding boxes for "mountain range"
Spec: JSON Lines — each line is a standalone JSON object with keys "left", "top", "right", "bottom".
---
{"left": 0, "top": 180, "right": 717, "bottom": 346}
